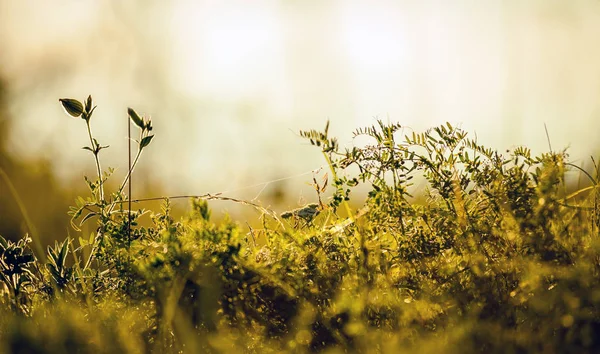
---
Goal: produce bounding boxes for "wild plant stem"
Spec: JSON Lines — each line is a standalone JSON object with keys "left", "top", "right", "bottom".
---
{"left": 85, "top": 121, "right": 104, "bottom": 202}
{"left": 117, "top": 129, "right": 145, "bottom": 201}
{"left": 128, "top": 115, "right": 132, "bottom": 251}
{"left": 322, "top": 151, "right": 354, "bottom": 219}
{"left": 118, "top": 149, "right": 142, "bottom": 199}
{"left": 84, "top": 143, "right": 142, "bottom": 272}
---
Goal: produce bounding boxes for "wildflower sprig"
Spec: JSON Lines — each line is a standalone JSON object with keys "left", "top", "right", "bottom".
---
{"left": 60, "top": 96, "right": 155, "bottom": 272}
{"left": 60, "top": 96, "right": 154, "bottom": 225}
{"left": 60, "top": 96, "right": 106, "bottom": 200}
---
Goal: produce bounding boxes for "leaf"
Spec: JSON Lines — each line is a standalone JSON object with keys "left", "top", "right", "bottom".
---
{"left": 82, "top": 147, "right": 94, "bottom": 152}
{"left": 87, "top": 105, "right": 97, "bottom": 118}
{"left": 59, "top": 98, "right": 84, "bottom": 117}
{"left": 128, "top": 108, "right": 144, "bottom": 129}
{"left": 78, "top": 237, "right": 88, "bottom": 248}
{"left": 0, "top": 234, "right": 8, "bottom": 249}
{"left": 71, "top": 207, "right": 83, "bottom": 220}
{"left": 139, "top": 135, "right": 154, "bottom": 148}
{"left": 59, "top": 239, "right": 69, "bottom": 266}
{"left": 47, "top": 244, "right": 58, "bottom": 264}
{"left": 79, "top": 212, "right": 97, "bottom": 226}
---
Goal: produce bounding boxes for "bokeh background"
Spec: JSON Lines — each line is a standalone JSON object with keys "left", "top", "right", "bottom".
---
{"left": 1, "top": 1, "right": 600, "bottom": 243}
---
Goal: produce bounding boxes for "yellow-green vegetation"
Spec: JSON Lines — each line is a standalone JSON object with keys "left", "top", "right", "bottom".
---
{"left": 1, "top": 96, "right": 600, "bottom": 353}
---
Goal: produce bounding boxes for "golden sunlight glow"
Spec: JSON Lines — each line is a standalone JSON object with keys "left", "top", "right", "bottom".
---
{"left": 1, "top": 1, "right": 599, "bottom": 196}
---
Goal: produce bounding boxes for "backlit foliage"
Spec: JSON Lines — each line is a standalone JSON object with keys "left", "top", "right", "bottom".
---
{"left": 1, "top": 98, "right": 600, "bottom": 353}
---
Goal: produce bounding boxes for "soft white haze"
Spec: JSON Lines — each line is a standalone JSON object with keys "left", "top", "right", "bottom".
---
{"left": 1, "top": 1, "right": 600, "bottom": 201}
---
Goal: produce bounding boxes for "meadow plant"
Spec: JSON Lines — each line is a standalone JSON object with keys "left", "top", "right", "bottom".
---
{"left": 1, "top": 97, "right": 600, "bottom": 353}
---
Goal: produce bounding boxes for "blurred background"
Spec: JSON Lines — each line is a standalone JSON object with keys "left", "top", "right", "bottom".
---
{"left": 1, "top": 1, "right": 600, "bottom": 243}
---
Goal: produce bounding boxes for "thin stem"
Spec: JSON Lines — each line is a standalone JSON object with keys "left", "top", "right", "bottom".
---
{"left": 322, "top": 151, "right": 354, "bottom": 219}
{"left": 119, "top": 148, "right": 142, "bottom": 198}
{"left": 112, "top": 193, "right": 286, "bottom": 229}
{"left": 85, "top": 121, "right": 104, "bottom": 201}
{"left": 83, "top": 242, "right": 95, "bottom": 271}
{"left": 128, "top": 114, "right": 132, "bottom": 250}
{"left": 116, "top": 129, "right": 145, "bottom": 201}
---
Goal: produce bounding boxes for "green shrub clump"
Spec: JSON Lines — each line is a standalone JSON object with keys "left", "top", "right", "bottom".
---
{"left": 1, "top": 97, "right": 600, "bottom": 353}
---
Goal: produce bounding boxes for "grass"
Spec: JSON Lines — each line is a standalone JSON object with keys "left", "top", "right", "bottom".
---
{"left": 1, "top": 95, "right": 600, "bottom": 353}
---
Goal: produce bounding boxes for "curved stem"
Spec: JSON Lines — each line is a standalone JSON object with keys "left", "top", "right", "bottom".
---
{"left": 116, "top": 129, "right": 145, "bottom": 202}
{"left": 118, "top": 148, "right": 142, "bottom": 199}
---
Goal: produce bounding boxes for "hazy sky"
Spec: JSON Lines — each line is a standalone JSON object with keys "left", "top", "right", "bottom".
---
{"left": 1, "top": 1, "right": 600, "bottom": 202}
